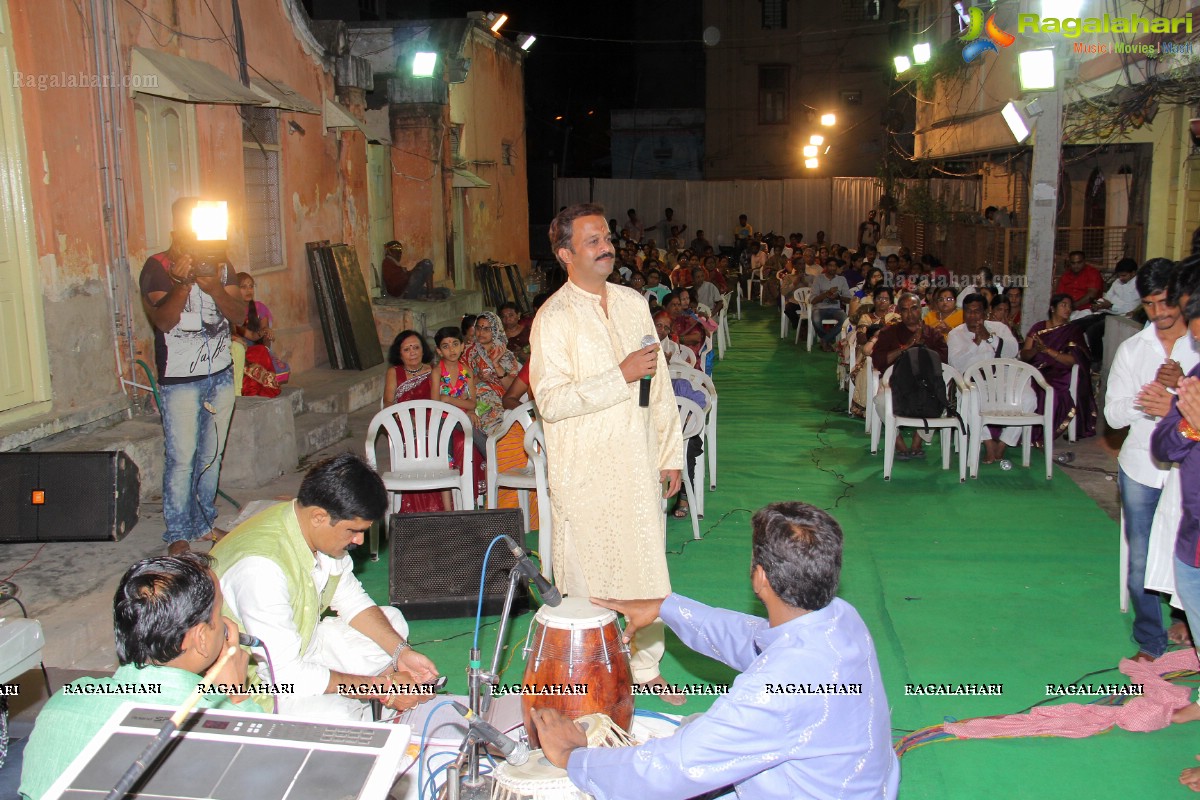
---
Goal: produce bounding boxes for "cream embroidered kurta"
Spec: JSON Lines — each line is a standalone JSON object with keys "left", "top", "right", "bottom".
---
{"left": 530, "top": 279, "right": 684, "bottom": 599}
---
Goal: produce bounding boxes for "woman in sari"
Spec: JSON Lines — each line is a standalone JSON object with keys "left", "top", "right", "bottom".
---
{"left": 498, "top": 302, "right": 531, "bottom": 362}
{"left": 467, "top": 311, "right": 537, "bottom": 514}
{"left": 382, "top": 330, "right": 445, "bottom": 512}
{"left": 848, "top": 286, "right": 901, "bottom": 417}
{"left": 1020, "top": 293, "right": 1097, "bottom": 444}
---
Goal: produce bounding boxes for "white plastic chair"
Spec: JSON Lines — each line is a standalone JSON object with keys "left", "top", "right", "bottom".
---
{"left": 485, "top": 403, "right": 553, "bottom": 580}
{"left": 366, "top": 400, "right": 476, "bottom": 514}
{"left": 806, "top": 302, "right": 844, "bottom": 352}
{"left": 717, "top": 292, "right": 733, "bottom": 358}
{"left": 1067, "top": 364, "right": 1081, "bottom": 442}
{"left": 675, "top": 396, "right": 705, "bottom": 541}
{"left": 834, "top": 318, "right": 854, "bottom": 386}
{"left": 669, "top": 364, "right": 718, "bottom": 502}
{"left": 668, "top": 344, "right": 697, "bottom": 368}
{"left": 697, "top": 336, "right": 714, "bottom": 375}
{"left": 735, "top": 282, "right": 743, "bottom": 320}
{"left": 866, "top": 365, "right": 882, "bottom": 445}
{"left": 791, "top": 288, "right": 815, "bottom": 350}
{"left": 962, "top": 358, "right": 1055, "bottom": 479}
{"left": 875, "top": 363, "right": 970, "bottom": 481}
{"left": 844, "top": 334, "right": 859, "bottom": 412}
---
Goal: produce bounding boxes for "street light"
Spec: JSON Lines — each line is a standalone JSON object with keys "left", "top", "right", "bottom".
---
{"left": 805, "top": 158, "right": 819, "bottom": 169}
{"left": 810, "top": 134, "right": 824, "bottom": 145}
{"left": 487, "top": 12, "right": 508, "bottom": 33}
{"left": 803, "top": 145, "right": 818, "bottom": 157}
{"left": 412, "top": 52, "right": 438, "bottom": 77}
{"left": 1001, "top": 101, "right": 1031, "bottom": 143}
{"left": 894, "top": 55, "right": 912, "bottom": 73}
{"left": 912, "top": 43, "right": 931, "bottom": 65}
{"left": 820, "top": 113, "right": 836, "bottom": 126}
{"left": 1018, "top": 49, "right": 1056, "bottom": 91}
{"left": 517, "top": 34, "right": 536, "bottom": 51}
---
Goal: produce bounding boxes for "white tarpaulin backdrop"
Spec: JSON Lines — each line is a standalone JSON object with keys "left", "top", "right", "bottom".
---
{"left": 554, "top": 177, "right": 979, "bottom": 249}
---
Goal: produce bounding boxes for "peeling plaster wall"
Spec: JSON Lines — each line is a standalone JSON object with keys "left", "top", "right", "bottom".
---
{"left": 6, "top": 0, "right": 374, "bottom": 432}
{"left": 450, "top": 30, "right": 531, "bottom": 276}
{"left": 9, "top": 2, "right": 121, "bottom": 416}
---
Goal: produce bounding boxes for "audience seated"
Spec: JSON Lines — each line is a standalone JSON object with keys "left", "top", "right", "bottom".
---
{"left": 384, "top": 330, "right": 445, "bottom": 512}
{"left": 924, "top": 286, "right": 963, "bottom": 337}
{"left": 948, "top": 294, "right": 1024, "bottom": 467}
{"left": 498, "top": 301, "right": 531, "bottom": 362}
{"left": 1019, "top": 293, "right": 1097, "bottom": 444}
{"left": 848, "top": 285, "right": 900, "bottom": 417}
{"left": 810, "top": 257, "right": 851, "bottom": 352}
{"left": 871, "top": 292, "right": 949, "bottom": 459}
{"left": 665, "top": 290, "right": 706, "bottom": 359}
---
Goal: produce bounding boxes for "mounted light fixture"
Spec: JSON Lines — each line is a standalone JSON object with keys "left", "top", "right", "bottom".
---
{"left": 805, "top": 158, "right": 819, "bottom": 169}
{"left": 803, "top": 145, "right": 819, "bottom": 157}
{"left": 913, "top": 43, "right": 931, "bottom": 65}
{"left": 1018, "top": 49, "right": 1056, "bottom": 91}
{"left": 517, "top": 34, "right": 536, "bottom": 50}
{"left": 412, "top": 52, "right": 438, "bottom": 77}
{"left": 894, "top": 55, "right": 912, "bottom": 73}
{"left": 810, "top": 134, "right": 824, "bottom": 145}
{"left": 487, "top": 12, "right": 508, "bottom": 33}
{"left": 820, "top": 113, "right": 836, "bottom": 126}
{"left": 1001, "top": 101, "right": 1031, "bottom": 143}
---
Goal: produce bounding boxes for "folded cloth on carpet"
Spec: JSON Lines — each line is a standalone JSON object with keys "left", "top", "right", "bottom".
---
{"left": 944, "top": 648, "right": 1199, "bottom": 739}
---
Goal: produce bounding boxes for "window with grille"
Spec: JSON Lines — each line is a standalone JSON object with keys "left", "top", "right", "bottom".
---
{"left": 450, "top": 124, "right": 463, "bottom": 163}
{"left": 502, "top": 140, "right": 513, "bottom": 165}
{"left": 758, "top": 65, "right": 789, "bottom": 125}
{"left": 762, "top": 0, "right": 787, "bottom": 29}
{"left": 242, "top": 108, "right": 282, "bottom": 272}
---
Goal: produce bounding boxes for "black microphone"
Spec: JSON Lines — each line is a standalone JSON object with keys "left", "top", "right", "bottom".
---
{"left": 503, "top": 535, "right": 562, "bottom": 606}
{"left": 638, "top": 333, "right": 656, "bottom": 407}
{"left": 238, "top": 632, "right": 263, "bottom": 647}
{"left": 451, "top": 701, "right": 530, "bottom": 765}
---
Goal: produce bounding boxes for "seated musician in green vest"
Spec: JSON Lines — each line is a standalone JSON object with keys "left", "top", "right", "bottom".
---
{"left": 212, "top": 453, "right": 439, "bottom": 721}
{"left": 20, "top": 553, "right": 256, "bottom": 800}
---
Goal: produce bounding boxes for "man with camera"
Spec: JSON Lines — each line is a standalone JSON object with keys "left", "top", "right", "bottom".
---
{"left": 140, "top": 196, "right": 246, "bottom": 556}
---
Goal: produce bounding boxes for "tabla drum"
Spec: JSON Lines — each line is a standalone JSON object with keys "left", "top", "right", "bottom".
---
{"left": 490, "top": 751, "right": 590, "bottom": 800}
{"left": 520, "top": 597, "right": 633, "bottom": 748}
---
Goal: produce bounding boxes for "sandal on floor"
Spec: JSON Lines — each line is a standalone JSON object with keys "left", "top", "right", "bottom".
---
{"left": 672, "top": 502, "right": 690, "bottom": 518}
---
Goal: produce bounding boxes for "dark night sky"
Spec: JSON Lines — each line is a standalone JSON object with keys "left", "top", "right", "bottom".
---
{"left": 311, "top": 0, "right": 702, "bottom": 219}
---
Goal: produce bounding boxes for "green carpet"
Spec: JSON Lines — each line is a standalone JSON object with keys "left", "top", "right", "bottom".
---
{"left": 354, "top": 306, "right": 1197, "bottom": 798}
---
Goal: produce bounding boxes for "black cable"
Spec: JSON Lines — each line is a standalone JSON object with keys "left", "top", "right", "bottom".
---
{"left": 809, "top": 405, "right": 858, "bottom": 510}
{"left": 665, "top": 508, "right": 755, "bottom": 556}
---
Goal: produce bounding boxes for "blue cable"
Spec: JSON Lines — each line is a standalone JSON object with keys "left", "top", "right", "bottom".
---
{"left": 416, "top": 700, "right": 457, "bottom": 800}
{"left": 426, "top": 759, "right": 491, "bottom": 800}
{"left": 473, "top": 535, "right": 508, "bottom": 651}
{"left": 421, "top": 753, "right": 459, "bottom": 800}
{"left": 635, "top": 708, "right": 683, "bottom": 726}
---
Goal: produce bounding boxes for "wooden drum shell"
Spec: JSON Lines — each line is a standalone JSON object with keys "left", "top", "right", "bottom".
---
{"left": 520, "top": 607, "right": 633, "bottom": 748}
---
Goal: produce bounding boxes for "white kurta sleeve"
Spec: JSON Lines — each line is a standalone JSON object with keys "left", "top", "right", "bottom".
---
{"left": 530, "top": 305, "right": 632, "bottom": 423}
{"left": 221, "top": 557, "right": 331, "bottom": 696}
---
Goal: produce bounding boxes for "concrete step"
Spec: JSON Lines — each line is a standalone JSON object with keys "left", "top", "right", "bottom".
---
{"left": 294, "top": 411, "right": 350, "bottom": 460}
{"left": 35, "top": 418, "right": 165, "bottom": 502}
{"left": 280, "top": 385, "right": 305, "bottom": 416}
{"left": 288, "top": 364, "right": 388, "bottom": 415}
{"left": 373, "top": 289, "right": 485, "bottom": 345}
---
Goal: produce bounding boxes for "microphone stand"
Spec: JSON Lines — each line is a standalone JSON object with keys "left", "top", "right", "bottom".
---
{"left": 460, "top": 568, "right": 524, "bottom": 800}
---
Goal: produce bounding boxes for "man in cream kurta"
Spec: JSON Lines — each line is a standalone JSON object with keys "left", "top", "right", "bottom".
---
{"left": 530, "top": 204, "right": 685, "bottom": 689}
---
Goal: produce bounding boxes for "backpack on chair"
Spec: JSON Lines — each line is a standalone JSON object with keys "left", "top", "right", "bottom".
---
{"left": 890, "top": 345, "right": 950, "bottom": 425}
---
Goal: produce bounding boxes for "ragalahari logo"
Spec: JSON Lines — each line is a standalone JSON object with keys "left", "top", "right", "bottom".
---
{"left": 960, "top": 7, "right": 1016, "bottom": 62}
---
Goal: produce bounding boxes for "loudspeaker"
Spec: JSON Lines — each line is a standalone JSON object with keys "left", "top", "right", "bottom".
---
{"left": 0, "top": 451, "right": 140, "bottom": 543}
{"left": 388, "top": 509, "right": 528, "bottom": 620}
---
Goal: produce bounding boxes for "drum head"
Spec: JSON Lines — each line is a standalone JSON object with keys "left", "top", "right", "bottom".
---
{"left": 534, "top": 596, "right": 616, "bottom": 628}
{"left": 492, "top": 753, "right": 576, "bottom": 786}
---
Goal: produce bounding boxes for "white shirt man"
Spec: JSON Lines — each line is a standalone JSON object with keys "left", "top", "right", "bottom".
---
{"left": 946, "top": 319, "right": 1019, "bottom": 372}
{"left": 1097, "top": 265, "right": 1141, "bottom": 315}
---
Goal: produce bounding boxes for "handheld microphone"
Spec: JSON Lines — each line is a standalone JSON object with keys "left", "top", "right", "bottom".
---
{"left": 238, "top": 632, "right": 263, "bottom": 647}
{"left": 451, "top": 701, "right": 530, "bottom": 765}
{"left": 638, "top": 333, "right": 656, "bottom": 407}
{"left": 503, "top": 535, "right": 562, "bottom": 606}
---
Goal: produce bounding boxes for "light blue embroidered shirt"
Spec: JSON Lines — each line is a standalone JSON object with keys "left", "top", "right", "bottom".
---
{"left": 567, "top": 594, "right": 899, "bottom": 799}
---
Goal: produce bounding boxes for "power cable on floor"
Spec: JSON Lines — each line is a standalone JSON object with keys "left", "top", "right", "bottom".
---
{"left": 665, "top": 508, "right": 755, "bottom": 556}
{"left": 810, "top": 404, "right": 858, "bottom": 510}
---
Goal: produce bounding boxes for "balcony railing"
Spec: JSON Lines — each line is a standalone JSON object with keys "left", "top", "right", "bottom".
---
{"left": 898, "top": 215, "right": 1144, "bottom": 277}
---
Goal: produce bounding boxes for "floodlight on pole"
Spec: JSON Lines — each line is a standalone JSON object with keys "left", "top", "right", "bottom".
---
{"left": 1001, "top": 101, "right": 1031, "bottom": 143}
{"left": 894, "top": 55, "right": 912, "bottom": 73}
{"left": 517, "top": 34, "right": 536, "bottom": 51}
{"left": 803, "top": 145, "right": 818, "bottom": 157}
{"left": 810, "top": 134, "right": 824, "bottom": 145}
{"left": 805, "top": 158, "right": 819, "bottom": 169}
{"left": 912, "top": 42, "right": 931, "bottom": 65}
{"left": 820, "top": 113, "right": 836, "bottom": 126}
{"left": 412, "top": 52, "right": 438, "bottom": 77}
{"left": 1018, "top": 49, "right": 1056, "bottom": 91}
{"left": 488, "top": 12, "right": 508, "bottom": 33}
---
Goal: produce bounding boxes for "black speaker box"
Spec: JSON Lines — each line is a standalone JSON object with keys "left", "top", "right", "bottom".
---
{"left": 388, "top": 509, "right": 528, "bottom": 620}
{"left": 0, "top": 451, "right": 140, "bottom": 543}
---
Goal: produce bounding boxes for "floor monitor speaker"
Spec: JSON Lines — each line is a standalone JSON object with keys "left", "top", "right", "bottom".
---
{"left": 388, "top": 509, "right": 528, "bottom": 619}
